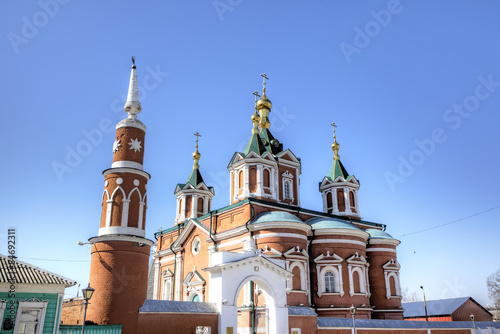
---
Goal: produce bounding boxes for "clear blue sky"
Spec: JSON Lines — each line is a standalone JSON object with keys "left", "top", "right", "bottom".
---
{"left": 1, "top": 1, "right": 499, "bottom": 306}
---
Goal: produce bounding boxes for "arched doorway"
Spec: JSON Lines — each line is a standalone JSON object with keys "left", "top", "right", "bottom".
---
{"left": 202, "top": 254, "right": 291, "bottom": 334}
{"left": 236, "top": 279, "right": 269, "bottom": 334}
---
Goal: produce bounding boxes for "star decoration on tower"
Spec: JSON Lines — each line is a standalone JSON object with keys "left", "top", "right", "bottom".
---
{"left": 113, "top": 139, "right": 121, "bottom": 153}
{"left": 129, "top": 138, "right": 142, "bottom": 152}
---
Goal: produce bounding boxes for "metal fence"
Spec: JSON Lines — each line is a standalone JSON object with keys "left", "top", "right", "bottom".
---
{"left": 59, "top": 325, "right": 122, "bottom": 334}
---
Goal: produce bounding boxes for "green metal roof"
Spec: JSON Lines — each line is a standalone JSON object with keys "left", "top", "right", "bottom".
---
{"left": 251, "top": 211, "right": 303, "bottom": 224}
{"left": 365, "top": 229, "right": 394, "bottom": 239}
{"left": 243, "top": 132, "right": 267, "bottom": 156}
{"left": 305, "top": 217, "right": 361, "bottom": 231}
{"left": 259, "top": 128, "right": 283, "bottom": 154}
{"left": 327, "top": 158, "right": 350, "bottom": 181}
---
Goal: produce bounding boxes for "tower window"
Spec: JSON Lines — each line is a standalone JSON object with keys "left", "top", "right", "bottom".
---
{"left": 284, "top": 181, "right": 291, "bottom": 199}
{"left": 350, "top": 191, "right": 355, "bottom": 208}
{"left": 325, "top": 272, "right": 335, "bottom": 292}
{"left": 263, "top": 169, "right": 270, "bottom": 188}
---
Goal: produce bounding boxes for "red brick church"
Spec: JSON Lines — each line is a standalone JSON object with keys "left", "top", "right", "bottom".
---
{"left": 62, "top": 61, "right": 499, "bottom": 334}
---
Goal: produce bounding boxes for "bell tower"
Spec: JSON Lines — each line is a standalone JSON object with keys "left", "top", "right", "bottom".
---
{"left": 87, "top": 58, "right": 153, "bottom": 334}
{"left": 319, "top": 123, "right": 360, "bottom": 217}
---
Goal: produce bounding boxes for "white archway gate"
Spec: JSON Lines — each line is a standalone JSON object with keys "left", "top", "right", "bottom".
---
{"left": 203, "top": 252, "right": 292, "bottom": 334}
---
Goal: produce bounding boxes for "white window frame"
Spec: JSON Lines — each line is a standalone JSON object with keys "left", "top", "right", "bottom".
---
{"left": 318, "top": 266, "right": 343, "bottom": 295}
{"left": 192, "top": 237, "right": 201, "bottom": 256}
{"left": 13, "top": 300, "right": 49, "bottom": 334}
{"left": 346, "top": 252, "right": 370, "bottom": 297}
{"left": 383, "top": 259, "right": 402, "bottom": 299}
{"left": 288, "top": 261, "right": 307, "bottom": 291}
{"left": 314, "top": 251, "right": 344, "bottom": 297}
{"left": 282, "top": 171, "right": 294, "bottom": 201}
{"left": 0, "top": 300, "right": 6, "bottom": 326}
{"left": 163, "top": 277, "right": 173, "bottom": 300}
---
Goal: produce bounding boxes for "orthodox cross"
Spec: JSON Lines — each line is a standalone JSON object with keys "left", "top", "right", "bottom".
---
{"left": 330, "top": 122, "right": 337, "bottom": 141}
{"left": 194, "top": 132, "right": 201, "bottom": 150}
{"left": 252, "top": 91, "right": 261, "bottom": 103}
{"left": 260, "top": 73, "right": 269, "bottom": 91}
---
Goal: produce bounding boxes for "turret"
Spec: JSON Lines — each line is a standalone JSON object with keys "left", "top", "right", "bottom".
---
{"left": 174, "top": 133, "right": 215, "bottom": 224}
{"left": 319, "top": 123, "right": 360, "bottom": 217}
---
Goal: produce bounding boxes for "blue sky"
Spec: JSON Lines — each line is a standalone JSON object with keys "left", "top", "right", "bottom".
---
{"left": 1, "top": 1, "right": 499, "bottom": 306}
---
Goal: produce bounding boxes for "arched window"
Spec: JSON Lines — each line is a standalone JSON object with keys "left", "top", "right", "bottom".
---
{"left": 284, "top": 181, "right": 291, "bottom": 199}
{"left": 292, "top": 266, "right": 301, "bottom": 290}
{"left": 337, "top": 189, "right": 345, "bottom": 212}
{"left": 325, "top": 272, "right": 335, "bottom": 292}
{"left": 178, "top": 198, "right": 183, "bottom": 214}
{"left": 326, "top": 192, "right": 333, "bottom": 212}
{"left": 238, "top": 170, "right": 244, "bottom": 191}
{"left": 353, "top": 270, "right": 361, "bottom": 293}
{"left": 389, "top": 275, "right": 397, "bottom": 296}
{"left": 163, "top": 279, "right": 172, "bottom": 300}
{"left": 263, "top": 169, "right": 270, "bottom": 188}
{"left": 185, "top": 196, "right": 192, "bottom": 218}
{"left": 249, "top": 167, "right": 257, "bottom": 192}
{"left": 197, "top": 197, "right": 204, "bottom": 216}
{"left": 191, "top": 293, "right": 200, "bottom": 302}
{"left": 349, "top": 191, "right": 355, "bottom": 208}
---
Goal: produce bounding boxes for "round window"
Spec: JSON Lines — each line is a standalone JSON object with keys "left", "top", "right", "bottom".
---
{"left": 192, "top": 238, "right": 201, "bottom": 255}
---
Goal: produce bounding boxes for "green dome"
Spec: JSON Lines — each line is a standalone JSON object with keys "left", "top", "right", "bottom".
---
{"left": 305, "top": 217, "right": 361, "bottom": 231}
{"left": 365, "top": 229, "right": 394, "bottom": 239}
{"left": 251, "top": 211, "right": 303, "bottom": 224}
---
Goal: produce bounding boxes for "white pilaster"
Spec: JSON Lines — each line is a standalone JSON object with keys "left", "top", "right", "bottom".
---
{"left": 121, "top": 199, "right": 131, "bottom": 226}
{"left": 105, "top": 200, "right": 113, "bottom": 227}
{"left": 256, "top": 165, "right": 263, "bottom": 196}
{"left": 138, "top": 201, "right": 145, "bottom": 229}
{"left": 243, "top": 165, "right": 250, "bottom": 197}
{"left": 153, "top": 260, "right": 160, "bottom": 299}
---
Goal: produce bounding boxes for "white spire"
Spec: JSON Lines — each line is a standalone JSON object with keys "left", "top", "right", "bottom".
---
{"left": 124, "top": 57, "right": 141, "bottom": 119}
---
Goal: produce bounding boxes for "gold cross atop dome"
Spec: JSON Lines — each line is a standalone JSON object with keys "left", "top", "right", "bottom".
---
{"left": 194, "top": 132, "right": 201, "bottom": 150}
{"left": 261, "top": 73, "right": 269, "bottom": 93}
{"left": 331, "top": 122, "right": 340, "bottom": 160}
{"left": 192, "top": 132, "right": 201, "bottom": 168}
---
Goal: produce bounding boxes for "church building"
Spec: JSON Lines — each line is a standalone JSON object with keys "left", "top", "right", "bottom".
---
{"left": 68, "top": 60, "right": 415, "bottom": 334}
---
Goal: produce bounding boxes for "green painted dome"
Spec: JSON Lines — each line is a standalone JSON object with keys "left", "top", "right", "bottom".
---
{"left": 305, "top": 217, "right": 361, "bottom": 231}
{"left": 251, "top": 211, "right": 303, "bottom": 224}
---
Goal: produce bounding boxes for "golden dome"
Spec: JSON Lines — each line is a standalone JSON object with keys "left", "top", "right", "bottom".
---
{"left": 192, "top": 149, "right": 201, "bottom": 160}
{"left": 251, "top": 111, "right": 260, "bottom": 123}
{"left": 257, "top": 93, "right": 272, "bottom": 110}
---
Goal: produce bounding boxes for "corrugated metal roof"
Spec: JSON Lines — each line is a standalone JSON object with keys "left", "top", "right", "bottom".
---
{"left": 139, "top": 299, "right": 219, "bottom": 313}
{"left": 0, "top": 254, "right": 76, "bottom": 286}
{"left": 317, "top": 317, "right": 500, "bottom": 329}
{"left": 403, "top": 297, "right": 470, "bottom": 317}
{"left": 288, "top": 306, "right": 317, "bottom": 316}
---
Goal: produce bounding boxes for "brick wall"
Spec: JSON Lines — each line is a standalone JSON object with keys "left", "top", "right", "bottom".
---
{"left": 61, "top": 298, "right": 85, "bottom": 325}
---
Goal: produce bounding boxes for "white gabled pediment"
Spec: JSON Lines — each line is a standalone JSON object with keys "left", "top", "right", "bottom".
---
{"left": 263, "top": 245, "right": 282, "bottom": 256}
{"left": 162, "top": 269, "right": 174, "bottom": 277}
{"left": 203, "top": 254, "right": 292, "bottom": 279}
{"left": 382, "top": 259, "right": 400, "bottom": 271}
{"left": 320, "top": 177, "right": 332, "bottom": 187}
{"left": 245, "top": 151, "right": 260, "bottom": 159}
{"left": 284, "top": 246, "right": 308, "bottom": 258}
{"left": 346, "top": 252, "right": 367, "bottom": 264}
{"left": 348, "top": 175, "right": 359, "bottom": 185}
{"left": 314, "top": 250, "right": 343, "bottom": 264}
{"left": 333, "top": 175, "right": 346, "bottom": 183}
{"left": 277, "top": 149, "right": 300, "bottom": 164}
{"left": 183, "top": 268, "right": 206, "bottom": 286}
{"left": 171, "top": 219, "right": 211, "bottom": 250}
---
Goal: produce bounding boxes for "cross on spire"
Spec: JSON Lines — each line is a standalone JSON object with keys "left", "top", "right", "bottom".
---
{"left": 194, "top": 132, "right": 201, "bottom": 150}
{"left": 260, "top": 73, "right": 269, "bottom": 92}
{"left": 252, "top": 91, "right": 261, "bottom": 103}
{"left": 330, "top": 122, "right": 337, "bottom": 141}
